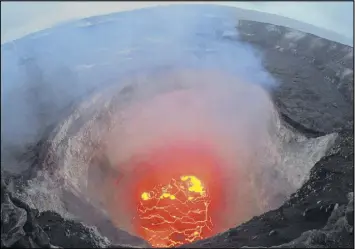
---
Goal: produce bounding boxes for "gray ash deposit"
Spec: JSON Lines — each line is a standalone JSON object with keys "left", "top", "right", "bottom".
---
{"left": 1, "top": 4, "right": 353, "bottom": 248}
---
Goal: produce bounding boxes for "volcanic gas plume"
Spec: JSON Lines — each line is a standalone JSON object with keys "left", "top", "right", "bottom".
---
{"left": 13, "top": 69, "right": 336, "bottom": 248}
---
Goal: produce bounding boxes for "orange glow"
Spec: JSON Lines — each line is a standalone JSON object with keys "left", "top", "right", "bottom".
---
{"left": 125, "top": 142, "right": 226, "bottom": 247}
{"left": 138, "top": 175, "right": 211, "bottom": 247}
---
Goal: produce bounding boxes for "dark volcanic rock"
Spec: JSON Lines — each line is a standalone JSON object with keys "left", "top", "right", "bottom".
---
{"left": 187, "top": 25, "right": 355, "bottom": 239}
{"left": 271, "top": 192, "right": 354, "bottom": 248}
{"left": 1, "top": 18, "right": 353, "bottom": 249}
{"left": 179, "top": 21, "right": 354, "bottom": 248}
{"left": 35, "top": 211, "right": 109, "bottom": 248}
{"left": 1, "top": 193, "right": 27, "bottom": 247}
{"left": 345, "top": 193, "right": 354, "bottom": 226}
{"left": 0, "top": 173, "right": 150, "bottom": 248}
{"left": 180, "top": 131, "right": 354, "bottom": 248}
{"left": 237, "top": 20, "right": 353, "bottom": 134}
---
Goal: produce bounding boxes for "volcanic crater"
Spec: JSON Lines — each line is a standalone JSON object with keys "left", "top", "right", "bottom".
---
{"left": 31, "top": 69, "right": 337, "bottom": 248}
{"left": 1, "top": 4, "right": 353, "bottom": 249}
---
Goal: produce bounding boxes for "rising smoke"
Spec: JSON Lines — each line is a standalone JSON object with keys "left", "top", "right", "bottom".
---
{"left": 8, "top": 67, "right": 336, "bottom": 244}
{"left": 1, "top": 4, "right": 337, "bottom": 246}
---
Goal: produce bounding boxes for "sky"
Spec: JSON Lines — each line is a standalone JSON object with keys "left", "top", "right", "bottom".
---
{"left": 1, "top": 1, "right": 354, "bottom": 44}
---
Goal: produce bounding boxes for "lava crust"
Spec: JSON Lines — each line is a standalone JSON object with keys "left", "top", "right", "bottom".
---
{"left": 124, "top": 143, "right": 226, "bottom": 247}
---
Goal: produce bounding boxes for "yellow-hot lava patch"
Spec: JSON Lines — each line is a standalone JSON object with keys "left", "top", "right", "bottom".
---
{"left": 125, "top": 142, "right": 226, "bottom": 248}
{"left": 137, "top": 175, "right": 212, "bottom": 247}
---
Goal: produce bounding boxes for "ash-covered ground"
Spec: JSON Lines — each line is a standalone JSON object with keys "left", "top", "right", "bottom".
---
{"left": 1, "top": 4, "right": 354, "bottom": 249}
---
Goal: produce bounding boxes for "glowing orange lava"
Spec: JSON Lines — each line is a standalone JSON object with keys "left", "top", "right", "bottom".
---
{"left": 126, "top": 142, "right": 226, "bottom": 248}
{"left": 138, "top": 175, "right": 212, "bottom": 247}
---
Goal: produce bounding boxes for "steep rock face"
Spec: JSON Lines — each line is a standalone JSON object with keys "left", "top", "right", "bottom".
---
{"left": 181, "top": 131, "right": 353, "bottom": 248}
{"left": 2, "top": 129, "right": 352, "bottom": 248}
{"left": 0, "top": 174, "right": 150, "bottom": 248}
{"left": 268, "top": 192, "right": 354, "bottom": 248}
{"left": 1, "top": 177, "right": 55, "bottom": 248}
{"left": 242, "top": 193, "right": 353, "bottom": 248}
{"left": 179, "top": 20, "right": 354, "bottom": 249}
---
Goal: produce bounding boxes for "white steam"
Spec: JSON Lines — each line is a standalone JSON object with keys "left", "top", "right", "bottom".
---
{"left": 14, "top": 69, "right": 336, "bottom": 237}
{"left": 1, "top": 4, "right": 338, "bottom": 243}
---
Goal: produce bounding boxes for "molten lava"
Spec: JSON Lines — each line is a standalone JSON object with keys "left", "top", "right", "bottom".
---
{"left": 126, "top": 142, "right": 225, "bottom": 247}
{"left": 138, "top": 175, "right": 212, "bottom": 247}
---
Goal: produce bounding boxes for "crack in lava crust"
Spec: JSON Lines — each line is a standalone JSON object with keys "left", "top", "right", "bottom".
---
{"left": 125, "top": 143, "right": 226, "bottom": 247}
{"left": 138, "top": 175, "right": 212, "bottom": 247}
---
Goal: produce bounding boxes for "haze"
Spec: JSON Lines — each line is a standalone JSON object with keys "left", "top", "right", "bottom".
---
{"left": 1, "top": 1, "right": 353, "bottom": 45}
